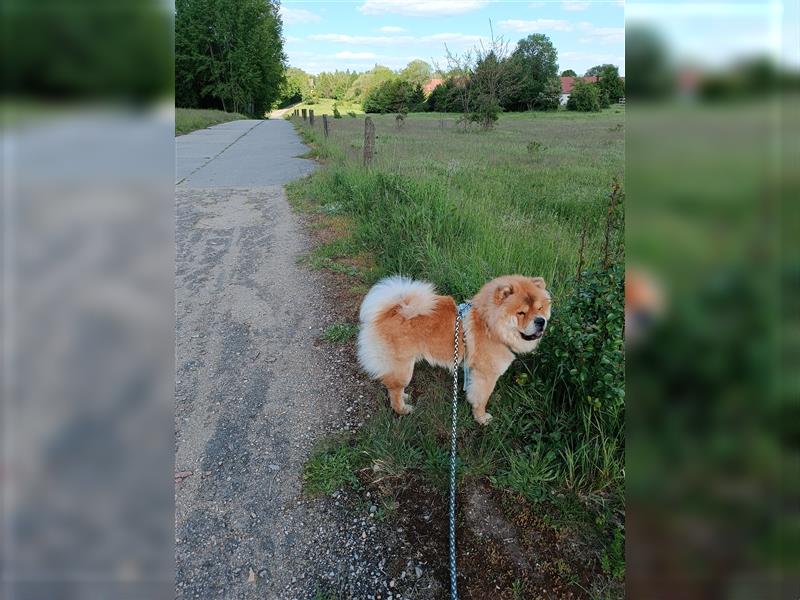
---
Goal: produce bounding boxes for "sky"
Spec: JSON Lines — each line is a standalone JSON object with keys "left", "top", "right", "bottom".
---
{"left": 279, "top": 0, "right": 625, "bottom": 76}
{"left": 626, "top": 1, "right": 796, "bottom": 70}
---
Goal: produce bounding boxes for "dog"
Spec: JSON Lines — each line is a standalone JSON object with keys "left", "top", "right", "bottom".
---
{"left": 357, "top": 275, "right": 552, "bottom": 425}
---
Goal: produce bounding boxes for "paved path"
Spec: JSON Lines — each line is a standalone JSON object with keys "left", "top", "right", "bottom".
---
{"left": 175, "top": 121, "right": 335, "bottom": 598}
{"left": 175, "top": 119, "right": 442, "bottom": 599}
{"left": 176, "top": 119, "right": 314, "bottom": 187}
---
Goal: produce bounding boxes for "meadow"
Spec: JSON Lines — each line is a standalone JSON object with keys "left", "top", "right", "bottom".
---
{"left": 287, "top": 97, "right": 364, "bottom": 116}
{"left": 288, "top": 108, "right": 625, "bottom": 597}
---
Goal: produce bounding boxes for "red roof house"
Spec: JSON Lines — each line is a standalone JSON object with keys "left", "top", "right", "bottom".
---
{"left": 560, "top": 76, "right": 599, "bottom": 95}
{"left": 422, "top": 78, "right": 445, "bottom": 96}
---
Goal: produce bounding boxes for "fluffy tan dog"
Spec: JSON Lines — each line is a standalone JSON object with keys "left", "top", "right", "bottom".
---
{"left": 357, "top": 275, "right": 552, "bottom": 425}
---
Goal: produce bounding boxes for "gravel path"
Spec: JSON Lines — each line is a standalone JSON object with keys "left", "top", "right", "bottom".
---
{"left": 175, "top": 120, "right": 442, "bottom": 599}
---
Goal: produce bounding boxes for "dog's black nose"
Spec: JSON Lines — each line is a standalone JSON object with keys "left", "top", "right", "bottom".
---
{"left": 534, "top": 317, "right": 546, "bottom": 328}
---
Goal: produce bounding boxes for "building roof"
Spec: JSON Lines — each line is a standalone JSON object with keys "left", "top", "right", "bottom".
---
{"left": 422, "top": 78, "right": 445, "bottom": 96}
{"left": 560, "top": 76, "right": 599, "bottom": 95}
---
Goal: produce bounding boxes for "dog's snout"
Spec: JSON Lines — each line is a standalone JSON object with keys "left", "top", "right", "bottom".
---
{"left": 534, "top": 317, "right": 546, "bottom": 328}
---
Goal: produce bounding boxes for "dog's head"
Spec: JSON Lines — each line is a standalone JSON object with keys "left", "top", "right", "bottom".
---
{"left": 476, "top": 275, "right": 552, "bottom": 353}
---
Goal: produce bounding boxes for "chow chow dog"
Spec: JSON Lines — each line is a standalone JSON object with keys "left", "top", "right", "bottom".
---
{"left": 357, "top": 275, "right": 552, "bottom": 425}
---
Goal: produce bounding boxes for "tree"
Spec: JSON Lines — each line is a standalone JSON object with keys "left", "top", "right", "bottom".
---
{"left": 345, "top": 65, "right": 395, "bottom": 102}
{"left": 625, "top": 26, "right": 674, "bottom": 99}
{"left": 535, "top": 76, "right": 562, "bottom": 111}
{"left": 470, "top": 29, "right": 517, "bottom": 129}
{"left": 426, "top": 78, "right": 460, "bottom": 112}
{"left": 176, "top": 0, "right": 286, "bottom": 116}
{"left": 400, "top": 60, "right": 432, "bottom": 87}
{"left": 504, "top": 34, "right": 559, "bottom": 111}
{"left": 561, "top": 69, "right": 577, "bottom": 77}
{"left": 585, "top": 64, "right": 616, "bottom": 77}
{"left": 441, "top": 44, "right": 475, "bottom": 127}
{"left": 566, "top": 80, "right": 601, "bottom": 111}
{"left": 277, "top": 67, "right": 311, "bottom": 106}
{"left": 363, "top": 79, "right": 426, "bottom": 113}
{"left": 585, "top": 64, "right": 624, "bottom": 107}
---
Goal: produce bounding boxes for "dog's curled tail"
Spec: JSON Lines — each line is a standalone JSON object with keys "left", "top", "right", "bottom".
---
{"left": 359, "top": 276, "right": 437, "bottom": 324}
{"left": 357, "top": 276, "right": 437, "bottom": 379}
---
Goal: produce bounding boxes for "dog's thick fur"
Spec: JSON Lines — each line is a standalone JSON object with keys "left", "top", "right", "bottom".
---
{"left": 357, "top": 275, "right": 552, "bottom": 424}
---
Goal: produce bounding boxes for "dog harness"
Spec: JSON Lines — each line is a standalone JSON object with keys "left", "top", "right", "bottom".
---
{"left": 457, "top": 302, "right": 472, "bottom": 392}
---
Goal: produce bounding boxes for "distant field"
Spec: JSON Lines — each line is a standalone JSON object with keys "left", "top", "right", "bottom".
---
{"left": 288, "top": 97, "right": 364, "bottom": 116}
{"left": 292, "top": 108, "right": 624, "bottom": 298}
{"left": 175, "top": 108, "right": 248, "bottom": 135}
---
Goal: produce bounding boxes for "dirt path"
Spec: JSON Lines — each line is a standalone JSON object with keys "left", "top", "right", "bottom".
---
{"left": 174, "top": 121, "right": 442, "bottom": 598}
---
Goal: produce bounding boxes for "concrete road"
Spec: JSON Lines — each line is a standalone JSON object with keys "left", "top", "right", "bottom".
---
{"left": 176, "top": 119, "right": 315, "bottom": 187}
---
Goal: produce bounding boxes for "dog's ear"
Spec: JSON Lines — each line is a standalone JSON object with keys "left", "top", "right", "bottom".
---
{"left": 530, "top": 277, "right": 546, "bottom": 290}
{"left": 494, "top": 284, "right": 514, "bottom": 304}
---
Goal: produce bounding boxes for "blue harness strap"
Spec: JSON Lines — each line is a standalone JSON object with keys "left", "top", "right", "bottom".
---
{"left": 457, "top": 302, "right": 472, "bottom": 392}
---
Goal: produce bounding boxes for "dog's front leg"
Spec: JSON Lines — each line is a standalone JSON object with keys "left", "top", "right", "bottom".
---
{"left": 466, "top": 370, "right": 499, "bottom": 425}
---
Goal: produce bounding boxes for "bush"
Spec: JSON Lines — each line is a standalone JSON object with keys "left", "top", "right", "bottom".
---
{"left": 332, "top": 103, "right": 342, "bottom": 119}
{"left": 347, "top": 111, "right": 357, "bottom": 118}
{"left": 363, "top": 79, "right": 426, "bottom": 114}
{"left": 566, "top": 80, "right": 602, "bottom": 112}
{"left": 426, "top": 79, "right": 461, "bottom": 112}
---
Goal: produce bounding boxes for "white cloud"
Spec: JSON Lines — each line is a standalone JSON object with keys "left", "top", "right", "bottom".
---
{"left": 308, "top": 32, "right": 485, "bottom": 48}
{"left": 498, "top": 19, "right": 575, "bottom": 32}
{"left": 562, "top": 1, "right": 591, "bottom": 11}
{"left": 335, "top": 51, "right": 379, "bottom": 60}
{"left": 378, "top": 26, "right": 406, "bottom": 33}
{"left": 578, "top": 22, "right": 624, "bottom": 44}
{"left": 425, "top": 32, "right": 485, "bottom": 44}
{"left": 359, "top": 0, "right": 488, "bottom": 17}
{"left": 280, "top": 6, "right": 321, "bottom": 25}
{"left": 308, "top": 33, "right": 412, "bottom": 45}
{"left": 528, "top": 2, "right": 547, "bottom": 7}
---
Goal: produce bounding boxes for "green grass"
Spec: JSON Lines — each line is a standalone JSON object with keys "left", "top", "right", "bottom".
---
{"left": 292, "top": 109, "right": 625, "bottom": 592}
{"left": 303, "top": 438, "right": 361, "bottom": 495}
{"left": 288, "top": 97, "right": 364, "bottom": 117}
{"left": 175, "top": 107, "right": 248, "bottom": 135}
{"left": 322, "top": 323, "right": 359, "bottom": 343}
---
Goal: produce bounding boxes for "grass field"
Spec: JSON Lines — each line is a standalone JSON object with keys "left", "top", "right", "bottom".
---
{"left": 287, "top": 97, "right": 364, "bottom": 117}
{"left": 289, "top": 109, "right": 625, "bottom": 597}
{"left": 175, "top": 107, "right": 248, "bottom": 135}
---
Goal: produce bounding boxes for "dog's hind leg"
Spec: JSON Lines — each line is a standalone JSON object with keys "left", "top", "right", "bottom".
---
{"left": 381, "top": 361, "right": 415, "bottom": 415}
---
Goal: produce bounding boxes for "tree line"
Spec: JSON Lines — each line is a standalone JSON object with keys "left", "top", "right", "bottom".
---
{"left": 279, "top": 34, "right": 623, "bottom": 124}
{"left": 176, "top": 0, "right": 286, "bottom": 117}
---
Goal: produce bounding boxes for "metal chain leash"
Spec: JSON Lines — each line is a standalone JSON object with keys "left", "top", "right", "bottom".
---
{"left": 449, "top": 308, "right": 463, "bottom": 600}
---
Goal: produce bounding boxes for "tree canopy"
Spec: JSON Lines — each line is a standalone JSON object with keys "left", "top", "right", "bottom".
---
{"left": 504, "top": 34, "right": 559, "bottom": 111}
{"left": 176, "top": 0, "right": 286, "bottom": 116}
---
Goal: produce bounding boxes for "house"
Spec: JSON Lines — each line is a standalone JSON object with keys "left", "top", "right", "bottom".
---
{"left": 422, "top": 78, "right": 444, "bottom": 96}
{"left": 559, "top": 76, "right": 599, "bottom": 105}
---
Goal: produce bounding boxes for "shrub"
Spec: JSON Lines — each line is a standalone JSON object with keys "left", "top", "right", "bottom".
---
{"left": 363, "top": 79, "right": 427, "bottom": 114}
{"left": 526, "top": 140, "right": 545, "bottom": 154}
{"left": 566, "top": 80, "right": 602, "bottom": 112}
{"left": 332, "top": 103, "right": 342, "bottom": 119}
{"left": 468, "top": 96, "right": 500, "bottom": 129}
{"left": 347, "top": 111, "right": 357, "bottom": 118}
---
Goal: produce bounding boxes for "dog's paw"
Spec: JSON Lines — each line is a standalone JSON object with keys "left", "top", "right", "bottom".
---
{"left": 474, "top": 412, "right": 493, "bottom": 426}
{"left": 393, "top": 403, "right": 415, "bottom": 415}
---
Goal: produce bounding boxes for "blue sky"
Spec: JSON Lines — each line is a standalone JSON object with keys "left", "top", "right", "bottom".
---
{"left": 279, "top": 0, "right": 625, "bottom": 76}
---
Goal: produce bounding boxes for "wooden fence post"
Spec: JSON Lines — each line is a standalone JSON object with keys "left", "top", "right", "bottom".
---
{"left": 309, "top": 110, "right": 315, "bottom": 125}
{"left": 301, "top": 109, "right": 307, "bottom": 121}
{"left": 322, "top": 114, "right": 329, "bottom": 138}
{"left": 363, "top": 117, "right": 375, "bottom": 167}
